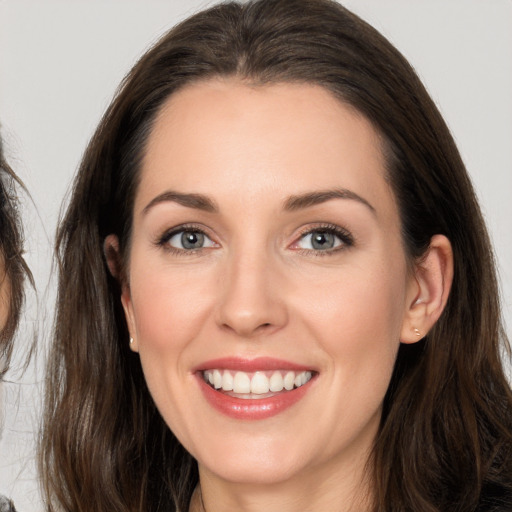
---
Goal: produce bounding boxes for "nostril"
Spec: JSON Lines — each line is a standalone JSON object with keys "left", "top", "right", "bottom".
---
{"left": 253, "top": 322, "right": 274, "bottom": 335}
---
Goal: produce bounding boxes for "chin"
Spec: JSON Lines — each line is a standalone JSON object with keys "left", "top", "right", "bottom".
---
{"left": 201, "top": 454, "right": 305, "bottom": 486}
{"left": 187, "top": 428, "right": 311, "bottom": 485}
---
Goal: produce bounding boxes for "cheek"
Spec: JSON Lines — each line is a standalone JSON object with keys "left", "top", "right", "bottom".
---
{"left": 127, "top": 258, "right": 223, "bottom": 427}
{"left": 293, "top": 257, "right": 407, "bottom": 393}
{"left": 298, "top": 259, "right": 406, "bottom": 342}
{"left": 129, "top": 261, "right": 212, "bottom": 353}
{"left": 289, "top": 261, "right": 406, "bottom": 444}
{"left": 127, "top": 261, "right": 215, "bottom": 429}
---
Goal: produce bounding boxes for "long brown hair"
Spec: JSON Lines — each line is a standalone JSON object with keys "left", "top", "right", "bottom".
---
{"left": 0, "top": 133, "right": 31, "bottom": 378}
{"left": 41, "top": 1, "right": 512, "bottom": 510}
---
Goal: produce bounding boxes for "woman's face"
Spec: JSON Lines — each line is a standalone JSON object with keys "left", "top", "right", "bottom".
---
{"left": 121, "top": 79, "right": 420, "bottom": 486}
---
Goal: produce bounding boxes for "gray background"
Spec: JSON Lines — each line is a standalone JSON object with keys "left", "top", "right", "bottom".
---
{"left": 1, "top": 1, "right": 511, "bottom": 508}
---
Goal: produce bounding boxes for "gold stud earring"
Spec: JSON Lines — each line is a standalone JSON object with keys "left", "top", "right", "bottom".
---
{"left": 129, "top": 337, "right": 134, "bottom": 345}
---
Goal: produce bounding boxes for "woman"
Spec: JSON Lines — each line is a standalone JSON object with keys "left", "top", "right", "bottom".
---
{"left": 0, "top": 135, "right": 30, "bottom": 511}
{"left": 41, "top": 0, "right": 512, "bottom": 510}
{"left": 0, "top": 137, "right": 28, "bottom": 381}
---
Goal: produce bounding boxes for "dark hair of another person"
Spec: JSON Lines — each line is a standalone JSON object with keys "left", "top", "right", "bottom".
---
{"left": 40, "top": 1, "right": 512, "bottom": 510}
{"left": 0, "top": 135, "right": 31, "bottom": 379}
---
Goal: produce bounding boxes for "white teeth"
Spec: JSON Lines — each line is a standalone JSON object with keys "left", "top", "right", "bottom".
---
{"left": 203, "top": 369, "right": 313, "bottom": 395}
{"left": 284, "top": 371, "right": 295, "bottom": 390}
{"left": 251, "top": 372, "right": 270, "bottom": 394}
{"left": 233, "top": 372, "right": 251, "bottom": 394}
{"left": 269, "top": 371, "right": 284, "bottom": 392}
{"left": 213, "top": 369, "right": 223, "bottom": 389}
{"left": 221, "top": 371, "right": 233, "bottom": 391}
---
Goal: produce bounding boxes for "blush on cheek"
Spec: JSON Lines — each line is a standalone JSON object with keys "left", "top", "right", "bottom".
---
{"left": 130, "top": 255, "right": 216, "bottom": 346}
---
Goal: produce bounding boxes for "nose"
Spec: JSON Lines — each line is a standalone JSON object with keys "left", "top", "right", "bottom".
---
{"left": 215, "top": 247, "right": 288, "bottom": 338}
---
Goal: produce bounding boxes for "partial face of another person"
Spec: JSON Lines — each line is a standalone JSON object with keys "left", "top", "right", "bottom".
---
{"left": 120, "top": 80, "right": 424, "bottom": 485}
{"left": 0, "top": 260, "right": 9, "bottom": 332}
{"left": 0, "top": 247, "right": 11, "bottom": 433}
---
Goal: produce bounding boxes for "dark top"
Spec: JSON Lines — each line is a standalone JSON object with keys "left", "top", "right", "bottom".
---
{"left": 0, "top": 495, "right": 16, "bottom": 512}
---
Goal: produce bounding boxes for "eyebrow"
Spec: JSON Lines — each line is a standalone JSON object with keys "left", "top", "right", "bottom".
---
{"left": 142, "top": 191, "right": 218, "bottom": 214}
{"left": 142, "top": 187, "right": 375, "bottom": 216}
{"left": 284, "top": 188, "right": 376, "bottom": 214}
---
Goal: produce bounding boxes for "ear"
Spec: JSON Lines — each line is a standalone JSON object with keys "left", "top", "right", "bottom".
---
{"left": 104, "top": 234, "right": 139, "bottom": 352}
{"left": 400, "top": 234, "right": 454, "bottom": 344}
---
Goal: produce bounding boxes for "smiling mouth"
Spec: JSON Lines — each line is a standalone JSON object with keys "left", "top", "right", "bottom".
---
{"left": 202, "top": 369, "right": 314, "bottom": 399}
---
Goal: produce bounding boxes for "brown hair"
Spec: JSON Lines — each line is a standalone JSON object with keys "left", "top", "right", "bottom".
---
{"left": 0, "top": 133, "right": 31, "bottom": 378}
{"left": 41, "top": 1, "right": 512, "bottom": 510}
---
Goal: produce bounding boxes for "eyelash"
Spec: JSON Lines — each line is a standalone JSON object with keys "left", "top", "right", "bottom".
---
{"left": 156, "top": 223, "right": 215, "bottom": 256}
{"left": 155, "top": 223, "right": 354, "bottom": 256}
{"left": 293, "top": 223, "right": 354, "bottom": 256}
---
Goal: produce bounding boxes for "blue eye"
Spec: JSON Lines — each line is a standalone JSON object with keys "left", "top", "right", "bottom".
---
{"left": 166, "top": 230, "right": 216, "bottom": 250}
{"left": 296, "top": 227, "right": 352, "bottom": 251}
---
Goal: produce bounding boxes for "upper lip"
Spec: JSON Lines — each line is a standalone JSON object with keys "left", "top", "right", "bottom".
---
{"left": 192, "top": 357, "right": 316, "bottom": 373}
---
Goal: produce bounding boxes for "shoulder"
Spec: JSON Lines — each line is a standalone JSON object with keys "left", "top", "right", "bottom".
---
{"left": 0, "top": 495, "right": 16, "bottom": 512}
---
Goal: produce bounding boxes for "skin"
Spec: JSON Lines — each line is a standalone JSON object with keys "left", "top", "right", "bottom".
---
{"left": 107, "top": 79, "right": 453, "bottom": 512}
{"left": 0, "top": 256, "right": 9, "bottom": 331}
{"left": 0, "top": 258, "right": 10, "bottom": 434}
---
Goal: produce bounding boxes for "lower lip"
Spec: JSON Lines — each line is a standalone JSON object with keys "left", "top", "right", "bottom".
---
{"left": 196, "top": 374, "right": 314, "bottom": 420}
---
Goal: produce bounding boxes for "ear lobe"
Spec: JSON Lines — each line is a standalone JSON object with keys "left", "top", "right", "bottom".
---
{"left": 400, "top": 234, "right": 454, "bottom": 344}
{"left": 103, "top": 234, "right": 139, "bottom": 352}
{"left": 121, "top": 289, "right": 139, "bottom": 353}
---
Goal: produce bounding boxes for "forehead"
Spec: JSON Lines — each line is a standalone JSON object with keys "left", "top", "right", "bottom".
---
{"left": 138, "top": 79, "right": 396, "bottom": 219}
